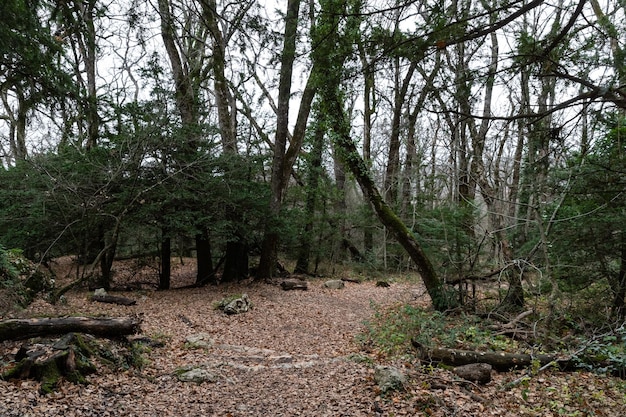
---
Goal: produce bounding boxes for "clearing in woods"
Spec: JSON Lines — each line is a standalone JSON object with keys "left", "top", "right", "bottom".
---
{"left": 1, "top": 257, "right": 625, "bottom": 416}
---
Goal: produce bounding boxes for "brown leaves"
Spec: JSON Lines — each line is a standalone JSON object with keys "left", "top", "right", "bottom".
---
{"left": 1, "top": 258, "right": 626, "bottom": 415}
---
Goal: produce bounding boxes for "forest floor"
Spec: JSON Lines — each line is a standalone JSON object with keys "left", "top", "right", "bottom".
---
{"left": 1, "top": 257, "right": 626, "bottom": 416}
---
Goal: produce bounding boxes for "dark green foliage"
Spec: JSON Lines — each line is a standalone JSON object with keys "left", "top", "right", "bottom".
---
{"left": 0, "top": 0, "right": 73, "bottom": 107}
{"left": 411, "top": 204, "right": 477, "bottom": 275}
{"left": 0, "top": 162, "right": 57, "bottom": 258}
{"left": 0, "top": 147, "right": 127, "bottom": 264}
{"left": 0, "top": 245, "right": 27, "bottom": 313}
{"left": 0, "top": 89, "right": 271, "bottom": 285}
{"left": 0, "top": 246, "right": 53, "bottom": 312}
{"left": 0, "top": 246, "right": 20, "bottom": 282}
{"left": 572, "top": 326, "right": 626, "bottom": 378}
{"left": 361, "top": 304, "right": 516, "bottom": 357}
{"left": 549, "top": 116, "right": 626, "bottom": 317}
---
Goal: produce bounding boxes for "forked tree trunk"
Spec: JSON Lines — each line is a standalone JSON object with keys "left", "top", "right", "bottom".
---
{"left": 258, "top": 0, "right": 304, "bottom": 280}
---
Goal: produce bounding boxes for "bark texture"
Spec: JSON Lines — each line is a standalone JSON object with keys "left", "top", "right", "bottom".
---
{"left": 412, "top": 340, "right": 570, "bottom": 371}
{"left": 91, "top": 294, "right": 137, "bottom": 306}
{"left": 0, "top": 317, "right": 141, "bottom": 341}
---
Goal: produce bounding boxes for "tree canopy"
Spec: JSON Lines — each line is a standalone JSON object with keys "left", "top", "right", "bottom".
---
{"left": 1, "top": 0, "right": 626, "bottom": 316}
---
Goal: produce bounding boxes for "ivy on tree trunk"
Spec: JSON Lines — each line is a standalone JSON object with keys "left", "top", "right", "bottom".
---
{"left": 313, "top": 0, "right": 454, "bottom": 311}
{"left": 326, "top": 101, "right": 454, "bottom": 310}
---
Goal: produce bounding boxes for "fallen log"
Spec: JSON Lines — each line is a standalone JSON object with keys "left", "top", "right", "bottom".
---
{"left": 0, "top": 316, "right": 142, "bottom": 342}
{"left": 412, "top": 340, "right": 573, "bottom": 371}
{"left": 91, "top": 294, "right": 137, "bottom": 306}
{"left": 280, "top": 279, "right": 308, "bottom": 291}
{"left": 453, "top": 363, "right": 492, "bottom": 384}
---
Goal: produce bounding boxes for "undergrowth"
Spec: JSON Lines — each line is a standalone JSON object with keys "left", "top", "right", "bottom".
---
{"left": 359, "top": 302, "right": 626, "bottom": 377}
{"left": 359, "top": 302, "right": 518, "bottom": 357}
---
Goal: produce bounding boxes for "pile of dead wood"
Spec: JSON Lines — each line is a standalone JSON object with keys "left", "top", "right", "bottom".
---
{"left": 0, "top": 316, "right": 144, "bottom": 394}
{"left": 411, "top": 309, "right": 625, "bottom": 385}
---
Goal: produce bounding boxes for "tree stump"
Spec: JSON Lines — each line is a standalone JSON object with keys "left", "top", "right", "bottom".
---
{"left": 2, "top": 332, "right": 152, "bottom": 394}
{"left": 4, "top": 334, "right": 98, "bottom": 393}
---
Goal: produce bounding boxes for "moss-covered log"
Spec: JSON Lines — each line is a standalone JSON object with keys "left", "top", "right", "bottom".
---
{"left": 91, "top": 294, "right": 137, "bottom": 306}
{"left": 0, "top": 316, "right": 141, "bottom": 341}
{"left": 280, "top": 279, "right": 308, "bottom": 291}
{"left": 2, "top": 333, "right": 145, "bottom": 394}
{"left": 412, "top": 339, "right": 572, "bottom": 371}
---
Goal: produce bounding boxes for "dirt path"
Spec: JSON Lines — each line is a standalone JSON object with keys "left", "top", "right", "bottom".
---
{"left": 3, "top": 273, "right": 626, "bottom": 416}
{"left": 1, "top": 279, "right": 427, "bottom": 416}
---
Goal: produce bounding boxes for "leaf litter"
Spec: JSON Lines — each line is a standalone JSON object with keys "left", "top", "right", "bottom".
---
{"left": 1, "top": 257, "right": 625, "bottom": 416}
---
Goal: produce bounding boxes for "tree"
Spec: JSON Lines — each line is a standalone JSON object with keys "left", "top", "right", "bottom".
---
{"left": 0, "top": 0, "right": 70, "bottom": 163}
{"left": 550, "top": 116, "right": 626, "bottom": 319}
{"left": 52, "top": 0, "right": 101, "bottom": 150}
{"left": 200, "top": 0, "right": 255, "bottom": 282}
{"left": 312, "top": 0, "right": 454, "bottom": 310}
{"left": 257, "top": 0, "right": 318, "bottom": 280}
{"left": 157, "top": 0, "right": 216, "bottom": 287}
{"left": 294, "top": 118, "right": 326, "bottom": 274}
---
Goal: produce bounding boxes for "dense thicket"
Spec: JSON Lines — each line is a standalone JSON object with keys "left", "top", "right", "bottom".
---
{"left": 1, "top": 0, "right": 625, "bottom": 320}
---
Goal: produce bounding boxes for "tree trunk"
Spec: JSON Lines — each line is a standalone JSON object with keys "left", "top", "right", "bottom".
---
{"left": 15, "top": 89, "right": 28, "bottom": 160}
{"left": 295, "top": 121, "right": 325, "bottom": 274}
{"left": 97, "top": 243, "right": 114, "bottom": 292}
{"left": 222, "top": 239, "right": 249, "bottom": 282}
{"left": 0, "top": 317, "right": 141, "bottom": 342}
{"left": 195, "top": 232, "right": 216, "bottom": 286}
{"left": 157, "top": 0, "right": 202, "bottom": 144}
{"left": 358, "top": 39, "right": 375, "bottom": 256}
{"left": 257, "top": 0, "right": 305, "bottom": 280}
{"left": 159, "top": 233, "right": 171, "bottom": 290}
{"left": 332, "top": 143, "right": 348, "bottom": 262}
{"left": 612, "top": 232, "right": 626, "bottom": 320}
{"left": 94, "top": 225, "right": 117, "bottom": 292}
{"left": 61, "top": 0, "right": 100, "bottom": 150}
{"left": 202, "top": 0, "right": 237, "bottom": 153}
{"left": 384, "top": 58, "right": 417, "bottom": 205}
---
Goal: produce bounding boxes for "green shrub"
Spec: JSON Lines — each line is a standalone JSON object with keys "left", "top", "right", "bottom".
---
{"left": 360, "top": 303, "right": 519, "bottom": 357}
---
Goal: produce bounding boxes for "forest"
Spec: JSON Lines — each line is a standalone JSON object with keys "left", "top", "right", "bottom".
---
{"left": 1, "top": 0, "right": 625, "bottom": 317}
{"left": 1, "top": 0, "right": 626, "bottom": 415}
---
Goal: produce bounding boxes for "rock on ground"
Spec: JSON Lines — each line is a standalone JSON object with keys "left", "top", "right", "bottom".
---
{"left": 323, "top": 280, "right": 345, "bottom": 289}
{"left": 374, "top": 365, "right": 406, "bottom": 393}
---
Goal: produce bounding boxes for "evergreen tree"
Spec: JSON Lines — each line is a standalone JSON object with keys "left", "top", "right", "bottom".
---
{"left": 550, "top": 116, "right": 626, "bottom": 319}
